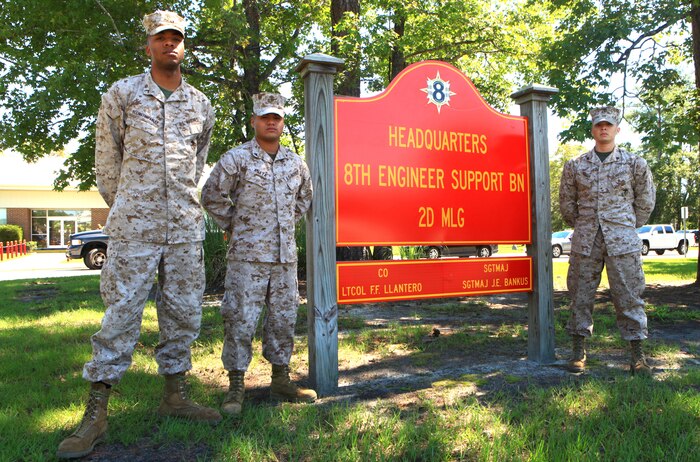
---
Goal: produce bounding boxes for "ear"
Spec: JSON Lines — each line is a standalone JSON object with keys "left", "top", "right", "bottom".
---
{"left": 250, "top": 116, "right": 256, "bottom": 127}
{"left": 145, "top": 42, "right": 152, "bottom": 58}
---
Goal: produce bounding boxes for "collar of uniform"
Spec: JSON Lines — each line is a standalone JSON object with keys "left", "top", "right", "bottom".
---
{"left": 584, "top": 145, "right": 621, "bottom": 164}
{"left": 143, "top": 72, "right": 187, "bottom": 102}
{"left": 251, "top": 138, "right": 291, "bottom": 162}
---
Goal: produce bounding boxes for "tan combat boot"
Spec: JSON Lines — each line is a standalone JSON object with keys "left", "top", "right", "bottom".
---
{"left": 221, "top": 370, "right": 245, "bottom": 416}
{"left": 270, "top": 364, "right": 317, "bottom": 403}
{"left": 630, "top": 340, "right": 651, "bottom": 376}
{"left": 57, "top": 382, "right": 110, "bottom": 459}
{"left": 566, "top": 335, "right": 587, "bottom": 373}
{"left": 157, "top": 372, "right": 222, "bottom": 424}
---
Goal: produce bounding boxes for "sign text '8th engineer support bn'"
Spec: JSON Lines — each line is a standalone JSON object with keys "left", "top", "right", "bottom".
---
{"left": 334, "top": 61, "right": 533, "bottom": 303}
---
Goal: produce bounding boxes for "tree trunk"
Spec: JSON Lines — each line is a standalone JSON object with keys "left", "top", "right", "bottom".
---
{"left": 242, "top": 0, "right": 262, "bottom": 138}
{"left": 691, "top": 3, "right": 700, "bottom": 284}
{"left": 389, "top": 6, "right": 406, "bottom": 80}
{"left": 331, "top": 0, "right": 360, "bottom": 97}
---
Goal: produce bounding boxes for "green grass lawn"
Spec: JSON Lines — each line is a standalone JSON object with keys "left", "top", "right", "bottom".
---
{"left": 1, "top": 263, "right": 698, "bottom": 461}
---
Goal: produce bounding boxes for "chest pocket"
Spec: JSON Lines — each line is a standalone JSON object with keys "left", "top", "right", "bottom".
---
{"left": 606, "top": 163, "right": 633, "bottom": 193}
{"left": 127, "top": 114, "right": 159, "bottom": 135}
{"left": 124, "top": 112, "right": 160, "bottom": 163}
{"left": 280, "top": 170, "right": 302, "bottom": 193}
{"left": 576, "top": 165, "right": 597, "bottom": 190}
{"left": 242, "top": 165, "right": 271, "bottom": 190}
{"left": 177, "top": 120, "right": 203, "bottom": 139}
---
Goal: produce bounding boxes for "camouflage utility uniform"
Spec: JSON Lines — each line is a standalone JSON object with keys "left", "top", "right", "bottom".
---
{"left": 559, "top": 146, "right": 655, "bottom": 340}
{"left": 84, "top": 72, "right": 215, "bottom": 384}
{"left": 201, "top": 139, "right": 312, "bottom": 371}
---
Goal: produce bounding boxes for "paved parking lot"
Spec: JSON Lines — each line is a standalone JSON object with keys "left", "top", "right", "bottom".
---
{"left": 0, "top": 251, "right": 100, "bottom": 281}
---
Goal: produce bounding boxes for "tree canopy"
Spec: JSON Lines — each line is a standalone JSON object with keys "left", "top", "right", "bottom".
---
{"left": 0, "top": 0, "right": 552, "bottom": 190}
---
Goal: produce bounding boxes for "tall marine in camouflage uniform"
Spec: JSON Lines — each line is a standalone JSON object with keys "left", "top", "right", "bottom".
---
{"left": 559, "top": 106, "right": 656, "bottom": 376}
{"left": 202, "top": 92, "right": 315, "bottom": 416}
{"left": 57, "top": 10, "right": 221, "bottom": 460}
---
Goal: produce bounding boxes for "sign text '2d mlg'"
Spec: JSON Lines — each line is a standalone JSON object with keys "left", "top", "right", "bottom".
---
{"left": 334, "top": 61, "right": 531, "bottom": 246}
{"left": 333, "top": 61, "right": 533, "bottom": 304}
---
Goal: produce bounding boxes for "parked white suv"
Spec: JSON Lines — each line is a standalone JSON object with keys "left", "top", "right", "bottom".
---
{"left": 636, "top": 224, "right": 689, "bottom": 256}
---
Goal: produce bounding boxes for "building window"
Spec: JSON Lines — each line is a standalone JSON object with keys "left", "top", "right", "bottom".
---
{"left": 31, "top": 209, "right": 92, "bottom": 248}
{"left": 0, "top": 208, "right": 6, "bottom": 225}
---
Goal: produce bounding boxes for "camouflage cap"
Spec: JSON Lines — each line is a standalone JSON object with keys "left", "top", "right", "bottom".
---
{"left": 590, "top": 106, "right": 621, "bottom": 126}
{"left": 253, "top": 92, "right": 286, "bottom": 117}
{"left": 142, "top": 10, "right": 185, "bottom": 37}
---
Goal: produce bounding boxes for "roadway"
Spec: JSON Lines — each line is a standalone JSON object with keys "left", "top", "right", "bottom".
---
{"left": 0, "top": 247, "right": 697, "bottom": 282}
{"left": 0, "top": 251, "right": 100, "bottom": 281}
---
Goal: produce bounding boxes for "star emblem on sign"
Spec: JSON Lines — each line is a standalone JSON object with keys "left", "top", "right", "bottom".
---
{"left": 421, "top": 71, "right": 456, "bottom": 114}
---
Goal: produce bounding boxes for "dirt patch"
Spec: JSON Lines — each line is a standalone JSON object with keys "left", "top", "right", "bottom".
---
{"left": 210, "top": 282, "right": 700, "bottom": 406}
{"left": 15, "top": 280, "right": 58, "bottom": 302}
{"left": 83, "top": 440, "right": 211, "bottom": 462}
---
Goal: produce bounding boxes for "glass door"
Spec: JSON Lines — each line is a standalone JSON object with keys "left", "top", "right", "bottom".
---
{"left": 47, "top": 218, "right": 77, "bottom": 248}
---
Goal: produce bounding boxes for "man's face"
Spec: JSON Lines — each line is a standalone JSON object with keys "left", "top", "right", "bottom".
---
{"left": 591, "top": 121, "right": 620, "bottom": 144}
{"left": 145, "top": 30, "right": 185, "bottom": 71}
{"left": 252, "top": 113, "right": 284, "bottom": 143}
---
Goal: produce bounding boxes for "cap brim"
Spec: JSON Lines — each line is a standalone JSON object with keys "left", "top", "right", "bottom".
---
{"left": 255, "top": 107, "right": 285, "bottom": 117}
{"left": 149, "top": 25, "right": 185, "bottom": 37}
{"left": 592, "top": 116, "right": 617, "bottom": 125}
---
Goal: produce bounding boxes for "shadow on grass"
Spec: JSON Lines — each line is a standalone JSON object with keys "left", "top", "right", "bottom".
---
{"left": 3, "top": 277, "right": 699, "bottom": 461}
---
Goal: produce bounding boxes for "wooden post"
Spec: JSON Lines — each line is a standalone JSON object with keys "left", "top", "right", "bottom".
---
{"left": 296, "top": 53, "right": 344, "bottom": 395}
{"left": 511, "top": 84, "right": 559, "bottom": 363}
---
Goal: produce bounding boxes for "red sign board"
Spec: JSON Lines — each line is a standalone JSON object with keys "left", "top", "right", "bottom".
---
{"left": 337, "top": 257, "right": 532, "bottom": 304}
{"left": 335, "top": 61, "right": 531, "bottom": 246}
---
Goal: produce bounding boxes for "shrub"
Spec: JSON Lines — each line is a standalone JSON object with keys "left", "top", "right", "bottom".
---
{"left": 296, "top": 217, "right": 306, "bottom": 279}
{"left": 400, "top": 246, "right": 426, "bottom": 260}
{"left": 203, "top": 214, "right": 228, "bottom": 293}
{"left": 0, "top": 225, "right": 23, "bottom": 243}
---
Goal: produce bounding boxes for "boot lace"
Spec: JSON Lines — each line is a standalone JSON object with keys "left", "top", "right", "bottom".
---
{"left": 73, "top": 390, "right": 107, "bottom": 437}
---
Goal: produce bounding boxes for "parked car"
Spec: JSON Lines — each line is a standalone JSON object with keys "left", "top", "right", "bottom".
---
{"left": 676, "top": 229, "right": 699, "bottom": 246}
{"left": 551, "top": 230, "right": 573, "bottom": 258}
{"left": 65, "top": 229, "right": 109, "bottom": 269}
{"left": 423, "top": 244, "right": 498, "bottom": 259}
{"left": 637, "top": 224, "right": 688, "bottom": 255}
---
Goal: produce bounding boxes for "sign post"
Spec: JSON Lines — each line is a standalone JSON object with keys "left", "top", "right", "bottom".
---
{"left": 511, "top": 85, "right": 559, "bottom": 363}
{"left": 296, "top": 53, "right": 344, "bottom": 395}
{"left": 681, "top": 206, "right": 689, "bottom": 258}
{"left": 299, "top": 55, "right": 561, "bottom": 396}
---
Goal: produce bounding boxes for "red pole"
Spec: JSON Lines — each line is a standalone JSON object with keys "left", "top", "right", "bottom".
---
{"left": 0, "top": 242, "right": 3, "bottom": 261}
{"left": 22, "top": 239, "right": 27, "bottom": 255}
{"left": 13, "top": 240, "right": 18, "bottom": 258}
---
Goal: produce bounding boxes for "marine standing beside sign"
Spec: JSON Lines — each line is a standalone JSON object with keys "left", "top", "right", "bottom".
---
{"left": 201, "top": 92, "right": 316, "bottom": 416}
{"left": 57, "top": 10, "right": 220, "bottom": 460}
{"left": 559, "top": 106, "right": 656, "bottom": 375}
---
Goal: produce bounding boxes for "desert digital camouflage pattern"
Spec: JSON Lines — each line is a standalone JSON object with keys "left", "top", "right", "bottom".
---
{"left": 202, "top": 138, "right": 312, "bottom": 371}
{"left": 201, "top": 139, "right": 312, "bottom": 263}
{"left": 559, "top": 145, "right": 655, "bottom": 341}
{"left": 252, "top": 92, "right": 286, "bottom": 116}
{"left": 565, "top": 229, "right": 648, "bottom": 340}
{"left": 559, "top": 146, "right": 655, "bottom": 256}
{"left": 219, "top": 261, "right": 298, "bottom": 370}
{"left": 142, "top": 10, "right": 186, "bottom": 36}
{"left": 83, "top": 240, "right": 205, "bottom": 383}
{"left": 95, "top": 72, "right": 214, "bottom": 244}
{"left": 87, "top": 71, "right": 214, "bottom": 383}
{"left": 589, "top": 106, "right": 621, "bottom": 126}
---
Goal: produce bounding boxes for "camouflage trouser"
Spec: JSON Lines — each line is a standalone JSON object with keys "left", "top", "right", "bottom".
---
{"left": 220, "top": 261, "right": 298, "bottom": 372}
{"left": 83, "top": 239, "right": 205, "bottom": 384}
{"left": 566, "top": 228, "right": 648, "bottom": 340}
